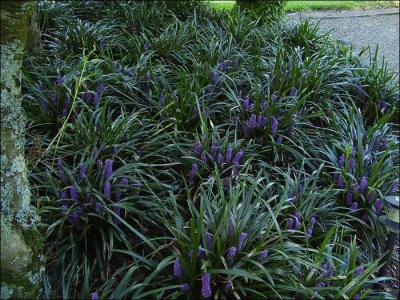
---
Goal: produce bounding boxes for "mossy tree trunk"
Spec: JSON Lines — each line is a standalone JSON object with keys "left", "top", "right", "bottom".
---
{"left": 1, "top": 1, "right": 43, "bottom": 298}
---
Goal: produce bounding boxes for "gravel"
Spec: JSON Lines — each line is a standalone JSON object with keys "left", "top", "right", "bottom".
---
{"left": 286, "top": 8, "right": 400, "bottom": 73}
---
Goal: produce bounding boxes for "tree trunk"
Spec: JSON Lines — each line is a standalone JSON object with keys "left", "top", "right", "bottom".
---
{"left": 1, "top": 1, "right": 43, "bottom": 298}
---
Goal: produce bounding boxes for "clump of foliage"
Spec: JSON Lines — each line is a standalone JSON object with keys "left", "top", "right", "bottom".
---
{"left": 236, "top": 0, "right": 287, "bottom": 22}
{"left": 22, "top": 0, "right": 399, "bottom": 299}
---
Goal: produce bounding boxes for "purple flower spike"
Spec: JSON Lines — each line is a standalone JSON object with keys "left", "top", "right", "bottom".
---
{"left": 362, "top": 213, "right": 368, "bottom": 222}
{"left": 351, "top": 202, "right": 359, "bottom": 211}
{"left": 270, "top": 117, "right": 278, "bottom": 135}
{"left": 104, "top": 181, "right": 111, "bottom": 199}
{"left": 346, "top": 192, "right": 353, "bottom": 206}
{"left": 70, "top": 185, "right": 78, "bottom": 202}
{"left": 61, "top": 205, "right": 68, "bottom": 214}
{"left": 228, "top": 221, "right": 234, "bottom": 238}
{"left": 287, "top": 218, "right": 294, "bottom": 230}
{"left": 217, "top": 153, "right": 225, "bottom": 165}
{"left": 95, "top": 202, "right": 103, "bottom": 214}
{"left": 55, "top": 76, "right": 65, "bottom": 86}
{"left": 211, "top": 70, "right": 219, "bottom": 83}
{"left": 41, "top": 98, "right": 47, "bottom": 112}
{"left": 306, "top": 226, "right": 313, "bottom": 237}
{"left": 259, "top": 249, "right": 269, "bottom": 261}
{"left": 79, "top": 163, "right": 87, "bottom": 180}
{"left": 206, "top": 232, "right": 213, "bottom": 248}
{"left": 354, "top": 266, "right": 364, "bottom": 277}
{"left": 181, "top": 283, "right": 189, "bottom": 292}
{"left": 63, "top": 98, "right": 71, "bottom": 111}
{"left": 225, "top": 147, "right": 233, "bottom": 163}
{"left": 188, "top": 163, "right": 199, "bottom": 185}
{"left": 359, "top": 176, "right": 368, "bottom": 193}
{"left": 210, "top": 143, "right": 219, "bottom": 159}
{"left": 336, "top": 175, "right": 345, "bottom": 189}
{"left": 201, "top": 151, "right": 207, "bottom": 163}
{"left": 198, "top": 246, "right": 205, "bottom": 258}
{"left": 261, "top": 101, "right": 267, "bottom": 110}
{"left": 159, "top": 91, "right": 165, "bottom": 106}
{"left": 115, "top": 191, "right": 122, "bottom": 202}
{"left": 348, "top": 158, "right": 355, "bottom": 171}
{"left": 391, "top": 180, "right": 399, "bottom": 193}
{"left": 310, "top": 217, "right": 316, "bottom": 225}
{"left": 248, "top": 114, "right": 257, "bottom": 128}
{"left": 244, "top": 95, "right": 250, "bottom": 111}
{"left": 69, "top": 210, "right": 79, "bottom": 226}
{"left": 60, "top": 190, "right": 68, "bottom": 200}
{"left": 201, "top": 273, "right": 212, "bottom": 298}
{"left": 294, "top": 212, "right": 301, "bottom": 230}
{"left": 121, "top": 177, "right": 129, "bottom": 186}
{"left": 227, "top": 246, "right": 237, "bottom": 260}
{"left": 276, "top": 135, "right": 284, "bottom": 145}
{"left": 232, "top": 149, "right": 244, "bottom": 165}
{"left": 51, "top": 95, "right": 57, "bottom": 107}
{"left": 113, "top": 206, "right": 121, "bottom": 223}
{"left": 375, "top": 199, "right": 383, "bottom": 215}
{"left": 173, "top": 257, "right": 182, "bottom": 277}
{"left": 99, "top": 39, "right": 105, "bottom": 49}
{"left": 315, "top": 282, "right": 325, "bottom": 288}
{"left": 105, "top": 159, "right": 113, "bottom": 180}
{"left": 57, "top": 158, "right": 63, "bottom": 168}
{"left": 238, "top": 232, "right": 248, "bottom": 251}
{"left": 193, "top": 142, "right": 202, "bottom": 156}
{"left": 91, "top": 291, "right": 99, "bottom": 300}
{"left": 339, "top": 154, "right": 345, "bottom": 168}
{"left": 96, "top": 159, "right": 103, "bottom": 170}
{"left": 226, "top": 280, "right": 233, "bottom": 290}
{"left": 352, "top": 293, "right": 360, "bottom": 300}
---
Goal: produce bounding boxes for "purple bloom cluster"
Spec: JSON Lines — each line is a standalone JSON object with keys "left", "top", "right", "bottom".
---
{"left": 351, "top": 202, "right": 359, "bottom": 211}
{"left": 55, "top": 75, "right": 65, "bottom": 86}
{"left": 228, "top": 221, "right": 234, "bottom": 238}
{"left": 306, "top": 216, "right": 316, "bottom": 237}
{"left": 91, "top": 291, "right": 99, "bottom": 300}
{"left": 69, "top": 210, "right": 79, "bottom": 226}
{"left": 354, "top": 266, "right": 364, "bottom": 277}
{"left": 190, "top": 142, "right": 244, "bottom": 180}
{"left": 95, "top": 202, "right": 104, "bottom": 214}
{"left": 173, "top": 257, "right": 182, "bottom": 277}
{"left": 70, "top": 184, "right": 78, "bottom": 202}
{"left": 79, "top": 163, "right": 88, "bottom": 180}
{"left": 206, "top": 232, "right": 213, "bottom": 249}
{"left": 334, "top": 174, "right": 345, "bottom": 189}
{"left": 105, "top": 159, "right": 113, "bottom": 180}
{"left": 180, "top": 283, "right": 189, "bottom": 292}
{"left": 227, "top": 246, "right": 237, "bottom": 260}
{"left": 243, "top": 113, "right": 268, "bottom": 138}
{"left": 188, "top": 163, "right": 198, "bottom": 185}
{"left": 93, "top": 83, "right": 105, "bottom": 108}
{"left": 359, "top": 176, "right": 368, "bottom": 194}
{"left": 104, "top": 181, "right": 111, "bottom": 199}
{"left": 238, "top": 232, "right": 248, "bottom": 251}
{"left": 201, "top": 273, "right": 212, "bottom": 298}
{"left": 259, "top": 249, "right": 269, "bottom": 261}
{"left": 288, "top": 212, "right": 301, "bottom": 230}
{"left": 374, "top": 199, "right": 383, "bottom": 215}
{"left": 226, "top": 280, "right": 233, "bottom": 290}
{"left": 99, "top": 39, "right": 105, "bottom": 49}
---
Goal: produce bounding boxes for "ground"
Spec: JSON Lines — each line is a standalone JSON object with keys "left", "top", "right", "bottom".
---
{"left": 286, "top": 8, "right": 400, "bottom": 72}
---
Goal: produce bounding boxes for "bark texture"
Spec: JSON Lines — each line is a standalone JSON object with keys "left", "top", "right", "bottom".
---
{"left": 1, "top": 1, "right": 44, "bottom": 298}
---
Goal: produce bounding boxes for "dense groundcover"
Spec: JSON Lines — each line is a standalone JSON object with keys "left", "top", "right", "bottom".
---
{"left": 21, "top": 1, "right": 399, "bottom": 299}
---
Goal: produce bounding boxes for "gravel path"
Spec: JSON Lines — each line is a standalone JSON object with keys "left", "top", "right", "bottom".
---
{"left": 286, "top": 8, "right": 399, "bottom": 73}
